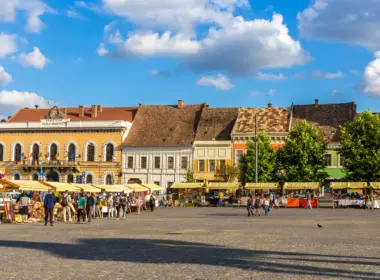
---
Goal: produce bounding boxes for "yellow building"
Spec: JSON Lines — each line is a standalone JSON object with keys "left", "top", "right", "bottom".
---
{"left": 0, "top": 105, "right": 137, "bottom": 184}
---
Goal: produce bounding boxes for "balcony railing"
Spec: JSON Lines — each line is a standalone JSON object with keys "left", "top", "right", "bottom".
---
{"left": 8, "top": 160, "right": 120, "bottom": 167}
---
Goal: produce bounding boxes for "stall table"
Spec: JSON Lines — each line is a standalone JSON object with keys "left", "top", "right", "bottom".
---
{"left": 283, "top": 182, "right": 320, "bottom": 208}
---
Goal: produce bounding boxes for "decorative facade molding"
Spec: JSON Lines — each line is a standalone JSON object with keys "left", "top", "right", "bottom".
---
{"left": 102, "top": 140, "right": 117, "bottom": 162}
{"left": 64, "top": 140, "right": 79, "bottom": 160}
{"left": 84, "top": 170, "right": 96, "bottom": 184}
{"left": 46, "top": 141, "right": 60, "bottom": 159}
{"left": 0, "top": 141, "right": 6, "bottom": 161}
{"left": 28, "top": 170, "right": 40, "bottom": 180}
{"left": 102, "top": 171, "right": 115, "bottom": 184}
{"left": 9, "top": 169, "right": 22, "bottom": 180}
{"left": 83, "top": 140, "right": 98, "bottom": 162}
{"left": 11, "top": 141, "right": 24, "bottom": 161}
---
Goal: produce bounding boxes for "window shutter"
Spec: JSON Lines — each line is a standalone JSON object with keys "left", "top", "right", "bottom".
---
{"left": 194, "top": 160, "right": 198, "bottom": 172}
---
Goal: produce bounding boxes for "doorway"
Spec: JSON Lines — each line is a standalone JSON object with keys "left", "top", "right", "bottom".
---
{"left": 46, "top": 170, "right": 59, "bottom": 182}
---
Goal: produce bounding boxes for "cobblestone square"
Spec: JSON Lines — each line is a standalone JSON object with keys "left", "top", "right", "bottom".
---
{"left": 0, "top": 208, "right": 379, "bottom": 280}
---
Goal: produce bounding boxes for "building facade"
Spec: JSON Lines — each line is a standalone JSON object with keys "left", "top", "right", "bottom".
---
{"left": 0, "top": 105, "right": 137, "bottom": 184}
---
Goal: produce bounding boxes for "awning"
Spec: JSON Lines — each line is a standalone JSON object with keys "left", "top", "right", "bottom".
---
{"left": 370, "top": 182, "right": 380, "bottom": 189}
{"left": 125, "top": 184, "right": 149, "bottom": 192}
{"left": 322, "top": 168, "right": 346, "bottom": 179}
{"left": 142, "top": 184, "right": 163, "bottom": 192}
{"left": 41, "top": 182, "right": 81, "bottom": 192}
{"left": 92, "top": 185, "right": 124, "bottom": 193}
{"left": 283, "top": 182, "right": 320, "bottom": 190}
{"left": 331, "top": 182, "right": 368, "bottom": 189}
{"left": 71, "top": 184, "right": 102, "bottom": 193}
{"left": 207, "top": 182, "right": 240, "bottom": 190}
{"left": 170, "top": 182, "right": 204, "bottom": 189}
{"left": 0, "top": 180, "right": 51, "bottom": 191}
{"left": 245, "top": 182, "right": 280, "bottom": 190}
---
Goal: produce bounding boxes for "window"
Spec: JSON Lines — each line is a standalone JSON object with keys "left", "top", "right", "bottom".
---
{"left": 32, "top": 144, "right": 39, "bottom": 162}
{"left": 168, "top": 156, "right": 174, "bottom": 169}
{"left": 86, "top": 174, "right": 93, "bottom": 184}
{"left": 236, "top": 150, "right": 244, "bottom": 162}
{"left": 209, "top": 160, "right": 216, "bottom": 172}
{"left": 0, "top": 144, "right": 3, "bottom": 161}
{"left": 325, "top": 154, "right": 332, "bottom": 167}
{"left": 14, "top": 143, "right": 22, "bottom": 161}
{"left": 199, "top": 160, "right": 205, "bottom": 172}
{"left": 67, "top": 174, "right": 74, "bottom": 183}
{"left": 50, "top": 143, "right": 58, "bottom": 160}
{"left": 141, "top": 156, "right": 147, "bottom": 169}
{"left": 154, "top": 156, "right": 160, "bottom": 169}
{"left": 106, "top": 143, "right": 114, "bottom": 162}
{"left": 14, "top": 174, "right": 20, "bottom": 180}
{"left": 127, "top": 156, "right": 134, "bottom": 168}
{"left": 106, "top": 174, "right": 113, "bottom": 185}
{"left": 181, "top": 157, "right": 188, "bottom": 169}
{"left": 339, "top": 155, "right": 345, "bottom": 167}
{"left": 68, "top": 144, "right": 76, "bottom": 162}
{"left": 32, "top": 174, "right": 39, "bottom": 181}
{"left": 87, "top": 143, "right": 95, "bottom": 162}
{"left": 220, "top": 160, "right": 226, "bottom": 171}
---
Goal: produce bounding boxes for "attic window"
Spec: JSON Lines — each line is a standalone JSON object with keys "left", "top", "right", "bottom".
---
{"left": 162, "top": 138, "right": 166, "bottom": 142}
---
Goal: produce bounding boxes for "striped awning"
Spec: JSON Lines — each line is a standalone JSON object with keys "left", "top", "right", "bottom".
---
{"left": 331, "top": 182, "right": 368, "bottom": 189}
{"left": 283, "top": 182, "right": 320, "bottom": 190}
{"left": 71, "top": 184, "right": 102, "bottom": 193}
{"left": 92, "top": 185, "right": 124, "bottom": 193}
{"left": 142, "top": 184, "right": 163, "bottom": 192}
{"left": 125, "top": 184, "right": 149, "bottom": 192}
{"left": 370, "top": 182, "right": 380, "bottom": 189}
{"left": 170, "top": 182, "right": 204, "bottom": 189}
{"left": 41, "top": 182, "right": 81, "bottom": 192}
{"left": 2, "top": 180, "right": 51, "bottom": 191}
{"left": 207, "top": 182, "right": 240, "bottom": 190}
{"left": 245, "top": 182, "right": 280, "bottom": 190}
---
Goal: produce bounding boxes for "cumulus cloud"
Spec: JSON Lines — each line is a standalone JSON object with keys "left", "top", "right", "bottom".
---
{"left": 108, "top": 29, "right": 123, "bottom": 44}
{"left": 298, "top": 0, "right": 380, "bottom": 49}
{"left": 249, "top": 88, "right": 276, "bottom": 97}
{"left": 293, "top": 70, "right": 345, "bottom": 79}
{"left": 255, "top": 72, "right": 287, "bottom": 81}
{"left": 75, "top": 1, "right": 106, "bottom": 14}
{"left": 0, "top": 33, "right": 18, "bottom": 57}
{"left": 0, "top": 0, "right": 54, "bottom": 33}
{"left": 196, "top": 74, "right": 233, "bottom": 90}
{"left": 150, "top": 70, "right": 170, "bottom": 77}
{"left": 18, "top": 47, "right": 50, "bottom": 69}
{"left": 97, "top": 43, "right": 109, "bottom": 56}
{"left": 0, "top": 66, "right": 12, "bottom": 86}
{"left": 104, "top": 21, "right": 117, "bottom": 33}
{"left": 357, "top": 52, "right": 380, "bottom": 96}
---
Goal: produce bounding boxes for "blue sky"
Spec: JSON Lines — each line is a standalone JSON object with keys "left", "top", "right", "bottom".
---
{"left": 1, "top": 0, "right": 380, "bottom": 118}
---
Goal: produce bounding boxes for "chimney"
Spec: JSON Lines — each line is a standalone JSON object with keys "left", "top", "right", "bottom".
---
{"left": 314, "top": 99, "right": 319, "bottom": 105}
{"left": 138, "top": 103, "right": 142, "bottom": 108}
{"left": 79, "top": 105, "right": 84, "bottom": 118}
{"left": 268, "top": 103, "right": 272, "bottom": 108}
{"left": 97, "top": 105, "right": 103, "bottom": 113}
{"left": 35, "top": 105, "right": 39, "bottom": 109}
{"left": 203, "top": 102, "right": 209, "bottom": 109}
{"left": 178, "top": 100, "right": 184, "bottom": 109}
{"left": 91, "top": 105, "right": 98, "bottom": 118}
{"left": 8, "top": 116, "right": 11, "bottom": 120}
{"left": 64, "top": 108, "right": 68, "bottom": 116}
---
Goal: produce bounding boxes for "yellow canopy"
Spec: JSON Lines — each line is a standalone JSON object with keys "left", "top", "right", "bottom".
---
{"left": 170, "top": 182, "right": 204, "bottom": 189}
{"left": 92, "top": 185, "right": 124, "bottom": 193}
{"left": 245, "top": 182, "right": 280, "bottom": 190}
{"left": 370, "top": 182, "right": 380, "bottom": 189}
{"left": 330, "top": 182, "right": 368, "bottom": 189}
{"left": 1, "top": 180, "right": 51, "bottom": 191}
{"left": 41, "top": 182, "right": 81, "bottom": 192}
{"left": 71, "top": 184, "right": 102, "bottom": 193}
{"left": 125, "top": 184, "right": 149, "bottom": 192}
{"left": 142, "top": 184, "right": 163, "bottom": 192}
{"left": 207, "top": 182, "right": 240, "bottom": 190}
{"left": 283, "top": 182, "right": 320, "bottom": 190}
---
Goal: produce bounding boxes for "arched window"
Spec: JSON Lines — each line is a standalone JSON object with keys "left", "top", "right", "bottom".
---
{"left": 106, "top": 174, "right": 113, "bottom": 185}
{"left": 87, "top": 143, "right": 95, "bottom": 162}
{"left": 50, "top": 144, "right": 58, "bottom": 160}
{"left": 32, "top": 144, "right": 40, "bottom": 163}
{"left": 106, "top": 143, "right": 114, "bottom": 162}
{"left": 67, "top": 174, "right": 74, "bottom": 183}
{"left": 32, "top": 174, "right": 39, "bottom": 181}
{"left": 14, "top": 173, "right": 20, "bottom": 180}
{"left": 86, "top": 174, "right": 93, "bottom": 184}
{"left": 68, "top": 144, "right": 76, "bottom": 162}
{"left": 0, "top": 144, "right": 3, "bottom": 161}
{"left": 14, "top": 144, "right": 22, "bottom": 161}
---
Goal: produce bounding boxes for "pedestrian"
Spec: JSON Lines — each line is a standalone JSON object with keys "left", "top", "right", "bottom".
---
{"left": 77, "top": 193, "right": 86, "bottom": 224}
{"left": 305, "top": 191, "right": 312, "bottom": 209}
{"left": 254, "top": 196, "right": 261, "bottom": 216}
{"left": 272, "top": 192, "right": 277, "bottom": 208}
{"left": 16, "top": 192, "right": 30, "bottom": 222}
{"left": 86, "top": 192, "right": 95, "bottom": 223}
{"left": 149, "top": 194, "right": 156, "bottom": 212}
{"left": 218, "top": 191, "right": 224, "bottom": 207}
{"left": 114, "top": 193, "right": 121, "bottom": 220}
{"left": 96, "top": 194, "right": 103, "bottom": 218}
{"left": 44, "top": 190, "right": 56, "bottom": 226}
{"left": 68, "top": 193, "right": 76, "bottom": 220}
{"left": 120, "top": 195, "right": 127, "bottom": 218}
{"left": 264, "top": 196, "right": 270, "bottom": 215}
{"left": 137, "top": 196, "right": 143, "bottom": 215}
{"left": 92, "top": 193, "right": 97, "bottom": 219}
{"left": 107, "top": 194, "right": 114, "bottom": 218}
{"left": 247, "top": 196, "right": 254, "bottom": 217}
{"left": 61, "top": 191, "right": 72, "bottom": 223}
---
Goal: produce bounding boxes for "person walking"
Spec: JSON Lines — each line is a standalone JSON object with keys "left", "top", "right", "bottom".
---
{"left": 137, "top": 196, "right": 143, "bottom": 215}
{"left": 305, "top": 191, "right": 312, "bottom": 209}
{"left": 86, "top": 192, "right": 95, "bottom": 223}
{"left": 77, "top": 193, "right": 86, "bottom": 224}
{"left": 264, "top": 196, "right": 270, "bottom": 215}
{"left": 149, "top": 194, "right": 156, "bottom": 212}
{"left": 107, "top": 194, "right": 114, "bottom": 218}
{"left": 247, "top": 196, "right": 254, "bottom": 217}
{"left": 68, "top": 193, "right": 76, "bottom": 220}
{"left": 120, "top": 195, "right": 127, "bottom": 218}
{"left": 218, "top": 191, "right": 224, "bottom": 208}
{"left": 92, "top": 194, "right": 97, "bottom": 219}
{"left": 254, "top": 196, "right": 261, "bottom": 216}
{"left": 44, "top": 190, "right": 56, "bottom": 226}
{"left": 114, "top": 193, "right": 121, "bottom": 220}
{"left": 61, "top": 191, "right": 72, "bottom": 223}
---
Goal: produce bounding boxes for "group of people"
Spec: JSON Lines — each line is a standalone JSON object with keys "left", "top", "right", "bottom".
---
{"left": 246, "top": 194, "right": 273, "bottom": 217}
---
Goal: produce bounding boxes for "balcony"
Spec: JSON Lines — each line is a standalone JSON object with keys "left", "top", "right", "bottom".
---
{"left": 18, "top": 160, "right": 80, "bottom": 168}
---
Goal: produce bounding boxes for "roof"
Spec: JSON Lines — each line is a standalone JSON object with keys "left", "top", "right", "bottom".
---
{"left": 195, "top": 108, "right": 239, "bottom": 141}
{"left": 8, "top": 106, "right": 138, "bottom": 122}
{"left": 232, "top": 107, "right": 290, "bottom": 134}
{"left": 123, "top": 104, "right": 203, "bottom": 147}
{"left": 292, "top": 102, "right": 356, "bottom": 143}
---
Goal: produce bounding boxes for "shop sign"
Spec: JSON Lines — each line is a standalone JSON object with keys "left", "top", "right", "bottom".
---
{"left": 40, "top": 119, "right": 70, "bottom": 127}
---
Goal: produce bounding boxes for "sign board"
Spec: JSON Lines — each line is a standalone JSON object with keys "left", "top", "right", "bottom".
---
{"left": 40, "top": 119, "right": 70, "bottom": 128}
{"left": 82, "top": 172, "right": 86, "bottom": 177}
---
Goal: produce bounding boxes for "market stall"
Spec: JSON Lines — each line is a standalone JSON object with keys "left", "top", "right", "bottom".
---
{"left": 244, "top": 182, "right": 281, "bottom": 207}
{"left": 92, "top": 185, "right": 125, "bottom": 193}
{"left": 283, "top": 182, "right": 320, "bottom": 208}
{"left": 331, "top": 182, "right": 369, "bottom": 208}
{"left": 142, "top": 183, "right": 163, "bottom": 194}
{"left": 71, "top": 184, "right": 102, "bottom": 193}
{"left": 41, "top": 182, "right": 81, "bottom": 193}
{"left": 368, "top": 182, "right": 380, "bottom": 209}
{"left": 205, "top": 182, "right": 240, "bottom": 206}
{"left": 170, "top": 182, "right": 204, "bottom": 207}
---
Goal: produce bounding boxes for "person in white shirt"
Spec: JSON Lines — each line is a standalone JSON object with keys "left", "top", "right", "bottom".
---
{"left": 107, "top": 194, "right": 114, "bottom": 218}
{"left": 264, "top": 196, "right": 270, "bottom": 215}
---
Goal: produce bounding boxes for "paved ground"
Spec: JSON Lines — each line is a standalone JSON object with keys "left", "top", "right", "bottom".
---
{"left": 0, "top": 207, "right": 379, "bottom": 280}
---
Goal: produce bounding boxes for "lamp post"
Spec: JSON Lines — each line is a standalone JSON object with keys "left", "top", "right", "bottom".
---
{"left": 255, "top": 114, "right": 258, "bottom": 183}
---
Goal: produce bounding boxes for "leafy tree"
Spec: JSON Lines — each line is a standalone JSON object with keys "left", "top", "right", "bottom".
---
{"left": 185, "top": 168, "right": 195, "bottom": 183}
{"left": 340, "top": 111, "right": 380, "bottom": 181}
{"left": 214, "top": 164, "right": 239, "bottom": 182}
{"left": 238, "top": 132, "right": 278, "bottom": 183}
{"left": 280, "top": 120, "right": 326, "bottom": 182}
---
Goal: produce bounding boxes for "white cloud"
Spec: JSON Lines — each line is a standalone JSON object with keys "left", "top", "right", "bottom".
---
{"left": 18, "top": 47, "right": 50, "bottom": 69}
{"left": 108, "top": 29, "right": 123, "bottom": 44}
{"left": 249, "top": 90, "right": 261, "bottom": 97}
{"left": 357, "top": 52, "right": 380, "bottom": 96}
{"left": 268, "top": 88, "right": 276, "bottom": 96}
{"left": 0, "top": 0, "right": 54, "bottom": 33}
{"left": 0, "top": 33, "right": 18, "bottom": 57}
{"left": 324, "top": 71, "right": 345, "bottom": 79}
{"left": 104, "top": 21, "right": 117, "bottom": 33}
{"left": 0, "top": 66, "right": 12, "bottom": 86}
{"left": 75, "top": 1, "right": 106, "bottom": 14}
{"left": 293, "top": 70, "right": 345, "bottom": 79}
{"left": 150, "top": 70, "right": 170, "bottom": 77}
{"left": 331, "top": 89, "right": 342, "bottom": 97}
{"left": 196, "top": 74, "right": 233, "bottom": 90}
{"left": 66, "top": 9, "right": 84, "bottom": 20}
{"left": 97, "top": 43, "right": 109, "bottom": 56}
{"left": 255, "top": 72, "right": 287, "bottom": 81}
{"left": 298, "top": 0, "right": 380, "bottom": 49}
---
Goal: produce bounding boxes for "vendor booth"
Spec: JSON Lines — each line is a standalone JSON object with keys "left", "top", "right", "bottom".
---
{"left": 205, "top": 182, "right": 240, "bottom": 206}
{"left": 71, "top": 184, "right": 102, "bottom": 193}
{"left": 41, "top": 182, "right": 81, "bottom": 193}
{"left": 331, "top": 182, "right": 369, "bottom": 208}
{"left": 170, "top": 182, "right": 204, "bottom": 207}
{"left": 142, "top": 184, "right": 163, "bottom": 194}
{"left": 92, "top": 185, "right": 124, "bottom": 193}
{"left": 283, "top": 182, "right": 320, "bottom": 208}
{"left": 244, "top": 182, "right": 281, "bottom": 207}
{"left": 369, "top": 182, "right": 380, "bottom": 209}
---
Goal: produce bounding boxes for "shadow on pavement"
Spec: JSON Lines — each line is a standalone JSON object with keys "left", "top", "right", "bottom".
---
{"left": 0, "top": 238, "right": 379, "bottom": 279}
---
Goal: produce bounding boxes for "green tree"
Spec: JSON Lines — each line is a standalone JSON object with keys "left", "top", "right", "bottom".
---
{"left": 185, "top": 168, "right": 195, "bottom": 183}
{"left": 340, "top": 111, "right": 380, "bottom": 181}
{"left": 280, "top": 120, "right": 326, "bottom": 182}
{"left": 238, "top": 132, "right": 278, "bottom": 183}
{"left": 214, "top": 164, "right": 239, "bottom": 182}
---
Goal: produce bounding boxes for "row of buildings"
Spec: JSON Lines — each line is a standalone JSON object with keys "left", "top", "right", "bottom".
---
{"left": 0, "top": 99, "right": 356, "bottom": 193}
